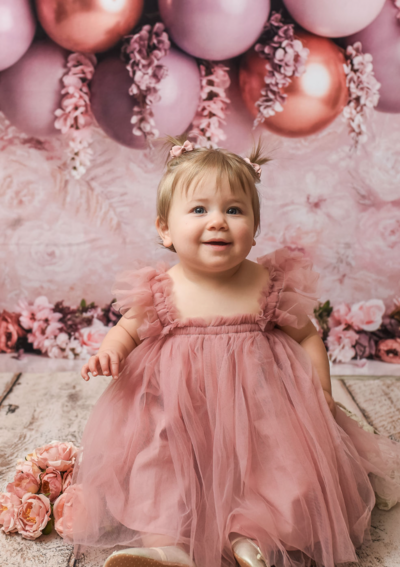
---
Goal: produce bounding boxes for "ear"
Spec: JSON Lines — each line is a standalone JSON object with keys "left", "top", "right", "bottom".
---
{"left": 155, "top": 216, "right": 173, "bottom": 248}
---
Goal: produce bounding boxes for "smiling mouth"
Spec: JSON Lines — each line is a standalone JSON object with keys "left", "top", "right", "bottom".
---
{"left": 203, "top": 241, "right": 232, "bottom": 246}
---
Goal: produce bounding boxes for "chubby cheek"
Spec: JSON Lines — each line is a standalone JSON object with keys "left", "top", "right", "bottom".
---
{"left": 230, "top": 220, "right": 254, "bottom": 246}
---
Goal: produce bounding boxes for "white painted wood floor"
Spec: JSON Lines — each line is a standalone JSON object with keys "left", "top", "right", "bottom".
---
{"left": 0, "top": 367, "right": 399, "bottom": 567}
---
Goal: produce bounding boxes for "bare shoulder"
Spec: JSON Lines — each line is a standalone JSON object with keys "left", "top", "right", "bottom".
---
{"left": 241, "top": 259, "right": 270, "bottom": 287}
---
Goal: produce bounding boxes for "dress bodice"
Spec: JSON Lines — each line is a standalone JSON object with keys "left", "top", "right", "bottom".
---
{"left": 111, "top": 247, "right": 320, "bottom": 340}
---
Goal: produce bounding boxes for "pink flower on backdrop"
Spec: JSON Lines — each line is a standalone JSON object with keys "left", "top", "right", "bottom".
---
{"left": 28, "top": 441, "right": 78, "bottom": 472}
{"left": 79, "top": 318, "right": 111, "bottom": 355}
{"left": 0, "top": 492, "right": 21, "bottom": 534}
{"left": 357, "top": 204, "right": 400, "bottom": 271}
{"left": 62, "top": 465, "right": 74, "bottom": 492}
{"left": 345, "top": 299, "right": 385, "bottom": 331}
{"left": 326, "top": 324, "right": 359, "bottom": 363}
{"left": 376, "top": 338, "right": 400, "bottom": 364}
{"left": 6, "top": 470, "right": 40, "bottom": 499}
{"left": 329, "top": 302, "right": 351, "bottom": 328}
{"left": 40, "top": 466, "right": 63, "bottom": 502}
{"left": 15, "top": 493, "right": 51, "bottom": 540}
{"left": 17, "top": 296, "right": 63, "bottom": 351}
{"left": 0, "top": 310, "right": 27, "bottom": 353}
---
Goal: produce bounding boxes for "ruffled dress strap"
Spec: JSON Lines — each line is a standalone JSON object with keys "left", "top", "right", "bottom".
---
{"left": 257, "top": 247, "right": 320, "bottom": 329}
{"left": 111, "top": 265, "right": 166, "bottom": 341}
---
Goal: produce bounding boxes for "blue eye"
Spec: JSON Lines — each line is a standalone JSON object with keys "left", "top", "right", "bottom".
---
{"left": 227, "top": 207, "right": 242, "bottom": 215}
{"left": 193, "top": 206, "right": 205, "bottom": 214}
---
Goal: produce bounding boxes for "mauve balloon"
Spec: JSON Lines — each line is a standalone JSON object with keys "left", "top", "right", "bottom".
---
{"left": 0, "top": 41, "right": 68, "bottom": 137}
{"left": 158, "top": 0, "right": 271, "bottom": 61}
{"left": 283, "top": 0, "right": 386, "bottom": 38}
{"left": 345, "top": 0, "right": 400, "bottom": 113}
{"left": 0, "top": 0, "right": 36, "bottom": 71}
{"left": 91, "top": 48, "right": 201, "bottom": 148}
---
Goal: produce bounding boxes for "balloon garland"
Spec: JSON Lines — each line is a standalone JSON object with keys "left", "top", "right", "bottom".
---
{"left": 244, "top": 10, "right": 380, "bottom": 149}
{"left": 252, "top": 12, "right": 309, "bottom": 127}
{"left": 189, "top": 62, "right": 231, "bottom": 148}
{"left": 121, "top": 23, "right": 171, "bottom": 145}
{"left": 342, "top": 42, "right": 380, "bottom": 152}
{"left": 54, "top": 53, "right": 97, "bottom": 179}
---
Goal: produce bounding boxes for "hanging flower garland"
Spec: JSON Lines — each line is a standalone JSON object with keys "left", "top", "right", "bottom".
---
{"left": 121, "top": 22, "right": 170, "bottom": 145}
{"left": 54, "top": 53, "right": 97, "bottom": 180}
{"left": 342, "top": 42, "right": 381, "bottom": 152}
{"left": 252, "top": 12, "right": 309, "bottom": 128}
{"left": 189, "top": 62, "right": 231, "bottom": 149}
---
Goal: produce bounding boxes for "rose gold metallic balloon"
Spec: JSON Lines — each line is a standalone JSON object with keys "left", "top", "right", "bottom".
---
{"left": 35, "top": 0, "right": 144, "bottom": 53}
{"left": 239, "top": 30, "right": 349, "bottom": 137}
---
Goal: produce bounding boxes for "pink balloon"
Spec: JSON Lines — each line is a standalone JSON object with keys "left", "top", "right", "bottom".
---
{"left": 345, "top": 0, "right": 400, "bottom": 113}
{"left": 91, "top": 48, "right": 200, "bottom": 148}
{"left": 159, "top": 0, "right": 271, "bottom": 61}
{"left": 0, "top": 0, "right": 36, "bottom": 71}
{"left": 283, "top": 0, "right": 386, "bottom": 38}
{"left": 0, "top": 40, "right": 69, "bottom": 137}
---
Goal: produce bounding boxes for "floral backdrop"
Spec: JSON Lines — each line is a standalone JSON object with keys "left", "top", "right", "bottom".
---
{"left": 1, "top": 106, "right": 400, "bottom": 313}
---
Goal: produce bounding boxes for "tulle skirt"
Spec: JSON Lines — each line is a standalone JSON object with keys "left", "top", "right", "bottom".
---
{"left": 63, "top": 326, "right": 400, "bottom": 567}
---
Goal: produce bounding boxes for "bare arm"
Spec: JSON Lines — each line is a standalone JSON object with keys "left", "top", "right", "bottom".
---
{"left": 277, "top": 319, "right": 336, "bottom": 418}
{"left": 81, "top": 306, "right": 146, "bottom": 381}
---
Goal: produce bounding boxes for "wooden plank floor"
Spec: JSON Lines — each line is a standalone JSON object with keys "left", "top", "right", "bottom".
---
{"left": 0, "top": 371, "right": 399, "bottom": 567}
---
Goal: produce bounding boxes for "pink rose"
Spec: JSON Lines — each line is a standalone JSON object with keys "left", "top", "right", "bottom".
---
{"left": 376, "top": 338, "right": 400, "bottom": 364}
{"left": 15, "top": 493, "right": 51, "bottom": 540}
{"left": 40, "top": 466, "right": 63, "bottom": 502}
{"left": 7, "top": 470, "right": 40, "bottom": 499}
{"left": 0, "top": 492, "right": 21, "bottom": 534}
{"left": 16, "top": 459, "right": 41, "bottom": 481}
{"left": 62, "top": 465, "right": 74, "bottom": 492}
{"left": 329, "top": 302, "right": 351, "bottom": 328}
{"left": 53, "top": 484, "right": 85, "bottom": 540}
{"left": 31, "top": 441, "right": 78, "bottom": 472}
{"left": 326, "top": 324, "right": 358, "bottom": 363}
{"left": 79, "top": 318, "right": 110, "bottom": 355}
{"left": 345, "top": 299, "right": 385, "bottom": 332}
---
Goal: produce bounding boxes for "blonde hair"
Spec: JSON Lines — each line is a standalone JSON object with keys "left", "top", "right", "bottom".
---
{"left": 156, "top": 135, "right": 272, "bottom": 253}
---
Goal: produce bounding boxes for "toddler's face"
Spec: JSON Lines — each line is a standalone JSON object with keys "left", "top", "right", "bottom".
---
{"left": 157, "top": 170, "right": 256, "bottom": 273}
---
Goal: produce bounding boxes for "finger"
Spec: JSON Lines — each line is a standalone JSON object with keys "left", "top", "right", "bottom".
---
{"left": 108, "top": 352, "right": 120, "bottom": 379}
{"left": 88, "top": 356, "right": 101, "bottom": 377}
{"left": 98, "top": 352, "right": 111, "bottom": 376}
{"left": 81, "top": 364, "right": 90, "bottom": 381}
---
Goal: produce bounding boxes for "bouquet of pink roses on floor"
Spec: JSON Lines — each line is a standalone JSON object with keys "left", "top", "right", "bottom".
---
{"left": 0, "top": 440, "right": 79, "bottom": 539}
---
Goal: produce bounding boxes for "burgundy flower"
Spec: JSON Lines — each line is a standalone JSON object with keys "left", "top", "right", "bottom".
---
{"left": 354, "top": 332, "right": 376, "bottom": 359}
{"left": 376, "top": 338, "right": 400, "bottom": 364}
{"left": 0, "top": 310, "right": 27, "bottom": 353}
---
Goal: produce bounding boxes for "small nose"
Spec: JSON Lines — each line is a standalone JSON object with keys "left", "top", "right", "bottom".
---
{"left": 207, "top": 210, "right": 227, "bottom": 230}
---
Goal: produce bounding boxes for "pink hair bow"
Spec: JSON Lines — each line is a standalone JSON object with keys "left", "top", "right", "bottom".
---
{"left": 170, "top": 140, "right": 194, "bottom": 158}
{"left": 244, "top": 158, "right": 262, "bottom": 179}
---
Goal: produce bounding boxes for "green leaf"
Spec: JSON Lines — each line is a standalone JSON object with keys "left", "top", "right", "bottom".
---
{"left": 42, "top": 517, "right": 53, "bottom": 535}
{"left": 80, "top": 299, "right": 87, "bottom": 309}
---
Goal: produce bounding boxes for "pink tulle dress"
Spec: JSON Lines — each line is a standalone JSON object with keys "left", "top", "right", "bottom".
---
{"left": 63, "top": 248, "right": 400, "bottom": 567}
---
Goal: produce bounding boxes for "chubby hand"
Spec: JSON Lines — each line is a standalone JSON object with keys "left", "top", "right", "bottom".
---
{"left": 323, "top": 390, "right": 337, "bottom": 419}
{"left": 81, "top": 349, "right": 125, "bottom": 382}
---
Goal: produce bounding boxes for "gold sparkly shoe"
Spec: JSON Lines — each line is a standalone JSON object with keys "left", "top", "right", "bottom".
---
{"left": 231, "top": 537, "right": 271, "bottom": 567}
{"left": 103, "top": 545, "right": 196, "bottom": 567}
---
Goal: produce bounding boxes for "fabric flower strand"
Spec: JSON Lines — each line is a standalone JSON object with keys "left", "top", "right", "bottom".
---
{"left": 122, "top": 23, "right": 171, "bottom": 145}
{"left": 54, "top": 53, "right": 97, "bottom": 180}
